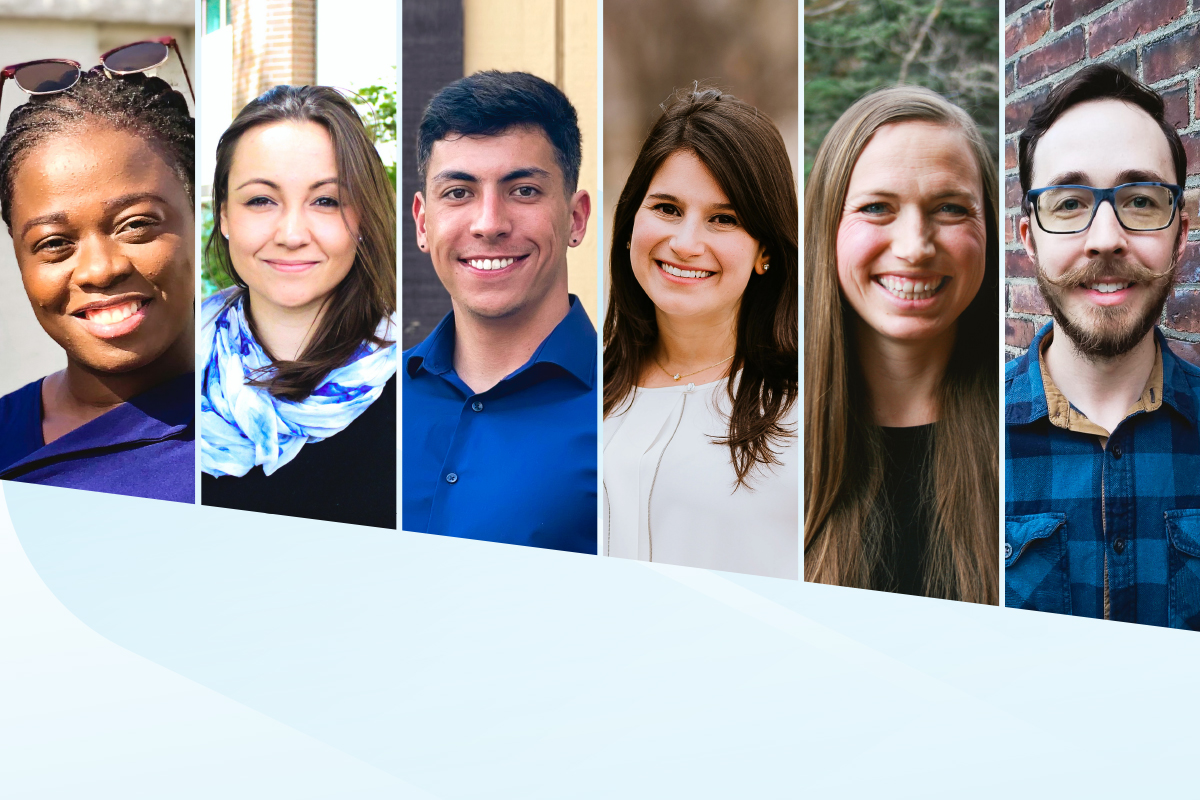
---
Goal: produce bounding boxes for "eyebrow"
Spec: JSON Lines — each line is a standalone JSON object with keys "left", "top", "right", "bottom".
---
{"left": 234, "top": 178, "right": 339, "bottom": 191}
{"left": 646, "top": 192, "right": 736, "bottom": 211}
{"left": 21, "top": 212, "right": 68, "bottom": 238}
{"left": 1044, "top": 169, "right": 1170, "bottom": 187}
{"left": 430, "top": 167, "right": 554, "bottom": 185}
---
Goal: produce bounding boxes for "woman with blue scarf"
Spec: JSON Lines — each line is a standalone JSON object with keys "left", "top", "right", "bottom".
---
{"left": 200, "top": 86, "right": 397, "bottom": 529}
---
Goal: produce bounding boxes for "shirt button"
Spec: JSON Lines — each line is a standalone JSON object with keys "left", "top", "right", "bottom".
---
{"left": 446, "top": 472, "right": 458, "bottom": 484}
{"left": 1004, "top": 543, "right": 1012, "bottom": 559}
{"left": 471, "top": 400, "right": 484, "bottom": 412}
{"left": 1111, "top": 443, "right": 1122, "bottom": 459}
{"left": 1113, "top": 537, "right": 1126, "bottom": 554}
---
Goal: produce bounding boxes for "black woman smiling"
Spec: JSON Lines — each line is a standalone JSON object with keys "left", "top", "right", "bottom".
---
{"left": 0, "top": 42, "right": 195, "bottom": 503}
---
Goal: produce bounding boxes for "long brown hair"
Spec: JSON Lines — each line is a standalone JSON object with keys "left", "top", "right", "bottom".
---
{"left": 207, "top": 85, "right": 396, "bottom": 401}
{"left": 603, "top": 87, "right": 798, "bottom": 487}
{"left": 804, "top": 86, "right": 998, "bottom": 603}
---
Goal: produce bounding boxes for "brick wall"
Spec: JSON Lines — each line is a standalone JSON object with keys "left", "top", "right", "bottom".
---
{"left": 231, "top": 0, "right": 316, "bottom": 114}
{"left": 1004, "top": 0, "right": 1200, "bottom": 364}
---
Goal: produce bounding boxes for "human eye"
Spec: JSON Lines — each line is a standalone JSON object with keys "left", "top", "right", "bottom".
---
{"left": 442, "top": 186, "right": 470, "bottom": 201}
{"left": 856, "top": 202, "right": 890, "bottom": 215}
{"left": 117, "top": 215, "right": 161, "bottom": 241}
{"left": 313, "top": 195, "right": 341, "bottom": 208}
{"left": 513, "top": 185, "right": 540, "bottom": 199}
{"left": 650, "top": 202, "right": 681, "bottom": 216}
{"left": 937, "top": 202, "right": 969, "bottom": 216}
{"left": 711, "top": 213, "right": 739, "bottom": 227}
{"left": 33, "top": 234, "right": 73, "bottom": 256}
{"left": 244, "top": 195, "right": 275, "bottom": 208}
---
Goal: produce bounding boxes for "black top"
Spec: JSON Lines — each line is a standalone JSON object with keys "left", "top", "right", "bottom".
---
{"left": 202, "top": 375, "right": 396, "bottom": 529}
{"left": 874, "top": 424, "right": 935, "bottom": 597}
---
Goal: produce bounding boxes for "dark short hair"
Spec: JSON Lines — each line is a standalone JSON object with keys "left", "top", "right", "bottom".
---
{"left": 1018, "top": 63, "right": 1186, "bottom": 197}
{"left": 416, "top": 70, "right": 582, "bottom": 192}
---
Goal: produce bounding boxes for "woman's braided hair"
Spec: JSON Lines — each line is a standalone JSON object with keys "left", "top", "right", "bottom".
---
{"left": 0, "top": 67, "right": 193, "bottom": 229}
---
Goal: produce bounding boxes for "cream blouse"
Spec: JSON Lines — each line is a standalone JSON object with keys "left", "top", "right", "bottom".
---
{"left": 603, "top": 376, "right": 798, "bottom": 579}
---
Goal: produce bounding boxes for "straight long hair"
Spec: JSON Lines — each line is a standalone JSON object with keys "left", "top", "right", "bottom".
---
{"left": 604, "top": 87, "right": 798, "bottom": 487}
{"left": 206, "top": 85, "right": 396, "bottom": 401}
{"left": 804, "top": 86, "right": 998, "bottom": 603}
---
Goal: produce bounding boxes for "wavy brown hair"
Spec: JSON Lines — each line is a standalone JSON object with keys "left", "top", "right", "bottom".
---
{"left": 804, "top": 86, "right": 998, "bottom": 604}
{"left": 603, "top": 87, "right": 798, "bottom": 488}
{"left": 206, "top": 85, "right": 396, "bottom": 401}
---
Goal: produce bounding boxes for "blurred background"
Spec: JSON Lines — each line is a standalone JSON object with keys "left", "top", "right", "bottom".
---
{"left": 0, "top": 0, "right": 193, "bottom": 397}
{"left": 603, "top": 0, "right": 799, "bottom": 307}
{"left": 804, "top": 0, "right": 999, "bottom": 180}
{"left": 199, "top": 0, "right": 396, "bottom": 298}
{"left": 401, "top": 0, "right": 598, "bottom": 350}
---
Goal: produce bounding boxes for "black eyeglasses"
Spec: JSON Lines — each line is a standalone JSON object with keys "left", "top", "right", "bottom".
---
{"left": 1025, "top": 182, "right": 1183, "bottom": 234}
{"left": 0, "top": 36, "right": 194, "bottom": 110}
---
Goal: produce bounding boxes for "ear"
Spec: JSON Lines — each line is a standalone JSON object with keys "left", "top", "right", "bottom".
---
{"left": 413, "top": 192, "right": 429, "bottom": 252}
{"left": 567, "top": 189, "right": 591, "bottom": 247}
{"left": 753, "top": 244, "right": 770, "bottom": 275}
{"left": 1178, "top": 211, "right": 1191, "bottom": 262}
{"left": 219, "top": 204, "right": 229, "bottom": 240}
{"left": 1018, "top": 214, "right": 1036, "bottom": 260}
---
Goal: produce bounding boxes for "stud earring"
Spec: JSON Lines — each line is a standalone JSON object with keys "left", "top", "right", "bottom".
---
{"left": 626, "top": 240, "right": 631, "bottom": 249}
{"left": 762, "top": 262, "right": 770, "bottom": 272}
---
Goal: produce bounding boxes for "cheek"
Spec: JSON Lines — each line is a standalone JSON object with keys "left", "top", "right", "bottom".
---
{"left": 835, "top": 219, "right": 888, "bottom": 293}
{"left": 938, "top": 222, "right": 987, "bottom": 287}
{"left": 313, "top": 219, "right": 358, "bottom": 265}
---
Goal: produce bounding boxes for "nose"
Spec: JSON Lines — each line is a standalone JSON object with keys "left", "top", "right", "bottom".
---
{"left": 669, "top": 215, "right": 705, "bottom": 259}
{"left": 274, "top": 204, "right": 312, "bottom": 249}
{"left": 890, "top": 208, "right": 936, "bottom": 264}
{"left": 469, "top": 188, "right": 512, "bottom": 239}
{"left": 73, "top": 234, "right": 135, "bottom": 289}
{"left": 1083, "top": 198, "right": 1127, "bottom": 257}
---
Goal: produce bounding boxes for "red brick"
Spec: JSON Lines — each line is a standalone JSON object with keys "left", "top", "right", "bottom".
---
{"left": 1010, "top": 282, "right": 1050, "bottom": 314}
{"left": 1005, "top": 138, "right": 1018, "bottom": 171}
{"left": 1142, "top": 23, "right": 1200, "bottom": 85}
{"left": 1165, "top": 289, "right": 1200, "bottom": 333}
{"left": 1183, "top": 133, "right": 1200, "bottom": 178}
{"left": 1017, "top": 28, "right": 1086, "bottom": 86}
{"left": 1196, "top": 76, "right": 1200, "bottom": 127}
{"left": 1161, "top": 82, "right": 1190, "bottom": 131}
{"left": 1006, "top": 0, "right": 1031, "bottom": 16}
{"left": 1006, "top": 2, "right": 1051, "bottom": 57}
{"left": 1008, "top": 250, "right": 1036, "bottom": 278}
{"left": 1176, "top": 240, "right": 1200, "bottom": 285}
{"left": 1054, "top": 0, "right": 1109, "bottom": 29}
{"left": 1006, "top": 216, "right": 1016, "bottom": 245}
{"left": 1005, "top": 175, "right": 1023, "bottom": 210}
{"left": 1005, "top": 63, "right": 1015, "bottom": 95}
{"left": 1006, "top": 317, "right": 1037, "bottom": 348}
{"left": 1087, "top": 0, "right": 1186, "bottom": 58}
{"left": 1166, "top": 339, "right": 1200, "bottom": 368}
{"left": 1006, "top": 85, "right": 1051, "bottom": 134}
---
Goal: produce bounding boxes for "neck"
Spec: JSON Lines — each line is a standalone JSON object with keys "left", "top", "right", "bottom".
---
{"left": 1043, "top": 323, "right": 1156, "bottom": 435}
{"left": 855, "top": 320, "right": 953, "bottom": 427}
{"left": 246, "top": 290, "right": 327, "bottom": 362}
{"left": 654, "top": 307, "right": 738, "bottom": 375}
{"left": 42, "top": 323, "right": 193, "bottom": 443}
{"left": 452, "top": 292, "right": 571, "bottom": 394}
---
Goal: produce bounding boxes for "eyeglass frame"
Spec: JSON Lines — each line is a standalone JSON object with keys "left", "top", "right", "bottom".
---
{"left": 0, "top": 36, "right": 194, "bottom": 111}
{"left": 1023, "top": 181, "right": 1184, "bottom": 234}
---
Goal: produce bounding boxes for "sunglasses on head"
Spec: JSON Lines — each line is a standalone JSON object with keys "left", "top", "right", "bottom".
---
{"left": 0, "top": 36, "right": 194, "bottom": 110}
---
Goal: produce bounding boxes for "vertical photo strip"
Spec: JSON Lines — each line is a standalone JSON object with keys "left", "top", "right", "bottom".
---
{"left": 0, "top": 8, "right": 196, "bottom": 503}
{"left": 198, "top": 0, "right": 398, "bottom": 528}
{"left": 603, "top": 0, "right": 800, "bottom": 578}
{"left": 400, "top": 2, "right": 600, "bottom": 552}
{"left": 1004, "top": 0, "right": 1200, "bottom": 630}
{"left": 804, "top": 0, "right": 1001, "bottom": 602}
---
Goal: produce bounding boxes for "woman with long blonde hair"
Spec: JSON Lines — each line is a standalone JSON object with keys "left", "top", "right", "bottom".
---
{"left": 804, "top": 86, "right": 998, "bottom": 602}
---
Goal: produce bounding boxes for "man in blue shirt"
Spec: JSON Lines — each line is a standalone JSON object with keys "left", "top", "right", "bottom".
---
{"left": 1006, "top": 64, "right": 1199, "bottom": 628}
{"left": 403, "top": 71, "right": 596, "bottom": 553}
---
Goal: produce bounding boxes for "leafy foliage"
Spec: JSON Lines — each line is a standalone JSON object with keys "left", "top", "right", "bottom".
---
{"left": 804, "top": 0, "right": 999, "bottom": 179}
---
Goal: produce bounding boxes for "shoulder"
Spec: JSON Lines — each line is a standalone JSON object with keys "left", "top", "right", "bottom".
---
{"left": 201, "top": 286, "right": 239, "bottom": 329}
{"left": 0, "top": 378, "right": 46, "bottom": 470}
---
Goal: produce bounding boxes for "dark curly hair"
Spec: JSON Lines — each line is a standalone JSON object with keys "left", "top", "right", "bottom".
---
{"left": 0, "top": 67, "right": 194, "bottom": 229}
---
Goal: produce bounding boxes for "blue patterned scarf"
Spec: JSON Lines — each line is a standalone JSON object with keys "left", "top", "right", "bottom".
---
{"left": 200, "top": 290, "right": 397, "bottom": 477}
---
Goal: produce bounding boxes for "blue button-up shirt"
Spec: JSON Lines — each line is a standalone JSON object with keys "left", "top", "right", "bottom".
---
{"left": 1006, "top": 322, "right": 1200, "bottom": 629}
{"left": 402, "top": 296, "right": 597, "bottom": 553}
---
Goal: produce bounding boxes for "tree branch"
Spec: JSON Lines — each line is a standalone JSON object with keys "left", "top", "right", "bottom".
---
{"left": 898, "top": 0, "right": 944, "bottom": 84}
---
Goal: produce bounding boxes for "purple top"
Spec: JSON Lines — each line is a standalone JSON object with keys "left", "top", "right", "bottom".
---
{"left": 0, "top": 373, "right": 195, "bottom": 504}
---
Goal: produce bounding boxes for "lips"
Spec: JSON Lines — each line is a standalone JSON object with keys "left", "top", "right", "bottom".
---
{"left": 461, "top": 255, "right": 527, "bottom": 273}
{"left": 264, "top": 259, "right": 320, "bottom": 273}
{"left": 657, "top": 260, "right": 715, "bottom": 280}
{"left": 875, "top": 275, "right": 948, "bottom": 301}
{"left": 72, "top": 297, "right": 151, "bottom": 339}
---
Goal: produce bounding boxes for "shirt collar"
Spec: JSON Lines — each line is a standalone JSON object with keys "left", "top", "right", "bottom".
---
{"left": 405, "top": 295, "right": 597, "bottom": 389}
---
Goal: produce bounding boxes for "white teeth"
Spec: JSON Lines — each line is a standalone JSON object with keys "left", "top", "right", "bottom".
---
{"left": 468, "top": 257, "right": 515, "bottom": 270}
{"left": 878, "top": 276, "right": 944, "bottom": 300}
{"left": 84, "top": 300, "right": 142, "bottom": 325}
{"left": 1088, "top": 282, "right": 1132, "bottom": 293}
{"left": 659, "top": 261, "right": 713, "bottom": 279}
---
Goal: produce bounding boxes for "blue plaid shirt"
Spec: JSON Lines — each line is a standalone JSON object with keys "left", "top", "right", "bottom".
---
{"left": 1006, "top": 322, "right": 1200, "bottom": 629}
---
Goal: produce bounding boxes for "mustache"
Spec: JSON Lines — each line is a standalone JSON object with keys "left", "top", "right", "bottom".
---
{"left": 1038, "top": 255, "right": 1174, "bottom": 288}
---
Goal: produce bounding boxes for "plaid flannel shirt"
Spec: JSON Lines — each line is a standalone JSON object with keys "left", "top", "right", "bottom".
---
{"left": 1006, "top": 322, "right": 1200, "bottom": 630}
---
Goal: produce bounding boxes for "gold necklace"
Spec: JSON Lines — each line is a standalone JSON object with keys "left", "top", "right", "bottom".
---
{"left": 654, "top": 353, "right": 734, "bottom": 382}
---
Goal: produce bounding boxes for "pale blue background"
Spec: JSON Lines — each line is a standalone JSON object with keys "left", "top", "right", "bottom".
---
{"left": 2, "top": 480, "right": 1198, "bottom": 798}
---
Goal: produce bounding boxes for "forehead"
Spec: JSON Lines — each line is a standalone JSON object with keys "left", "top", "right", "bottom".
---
{"left": 426, "top": 125, "right": 563, "bottom": 184}
{"left": 10, "top": 125, "right": 183, "bottom": 219}
{"left": 229, "top": 121, "right": 337, "bottom": 178}
{"left": 1030, "top": 98, "right": 1174, "bottom": 187}
{"left": 847, "top": 121, "right": 980, "bottom": 196}
{"left": 646, "top": 150, "right": 728, "bottom": 203}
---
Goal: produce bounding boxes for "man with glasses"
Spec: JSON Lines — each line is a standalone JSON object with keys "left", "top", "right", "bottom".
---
{"left": 1006, "top": 64, "right": 1198, "bottom": 628}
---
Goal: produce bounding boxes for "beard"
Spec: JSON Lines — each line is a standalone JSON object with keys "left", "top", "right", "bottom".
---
{"left": 1035, "top": 248, "right": 1178, "bottom": 362}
